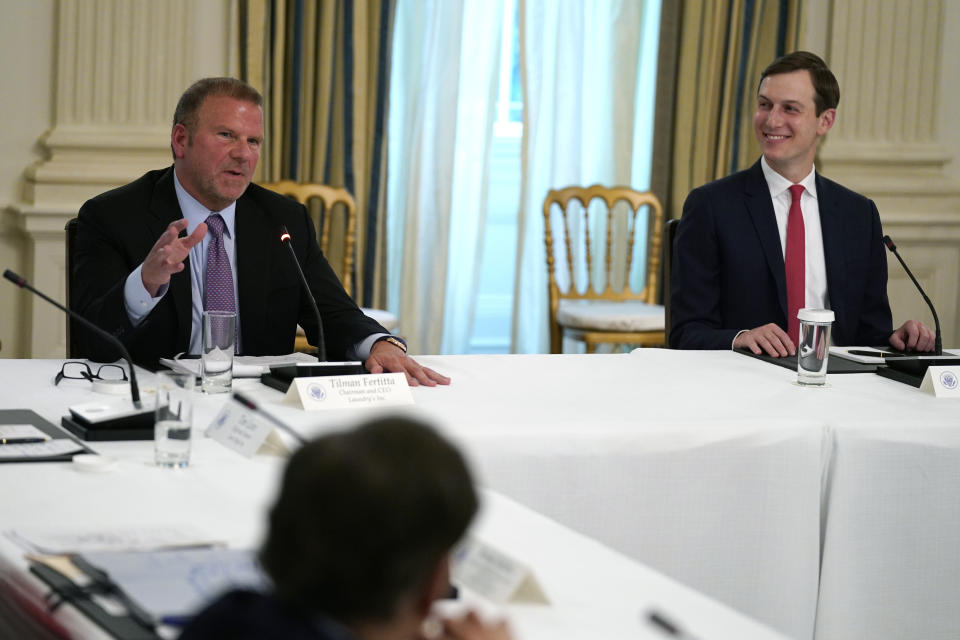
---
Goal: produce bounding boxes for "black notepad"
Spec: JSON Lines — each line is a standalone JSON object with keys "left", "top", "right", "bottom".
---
{"left": 735, "top": 348, "right": 879, "bottom": 373}
{"left": 0, "top": 409, "right": 92, "bottom": 463}
{"left": 28, "top": 560, "right": 160, "bottom": 640}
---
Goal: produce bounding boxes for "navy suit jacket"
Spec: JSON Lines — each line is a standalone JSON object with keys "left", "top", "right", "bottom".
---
{"left": 73, "top": 167, "right": 384, "bottom": 367}
{"left": 669, "top": 160, "right": 893, "bottom": 349}
{"left": 179, "top": 590, "right": 350, "bottom": 640}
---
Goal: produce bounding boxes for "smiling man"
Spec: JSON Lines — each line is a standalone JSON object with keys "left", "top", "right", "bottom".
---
{"left": 73, "top": 77, "right": 448, "bottom": 385}
{"left": 669, "top": 51, "right": 934, "bottom": 355}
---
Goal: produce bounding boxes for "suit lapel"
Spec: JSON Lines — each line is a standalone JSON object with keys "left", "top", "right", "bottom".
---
{"left": 744, "top": 161, "right": 788, "bottom": 319}
{"left": 816, "top": 173, "right": 846, "bottom": 324}
{"left": 150, "top": 167, "right": 192, "bottom": 352}
{"left": 235, "top": 191, "right": 275, "bottom": 353}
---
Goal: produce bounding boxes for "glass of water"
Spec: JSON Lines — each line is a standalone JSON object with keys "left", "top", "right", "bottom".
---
{"left": 202, "top": 310, "right": 235, "bottom": 393}
{"left": 796, "top": 308, "right": 835, "bottom": 386}
{"left": 154, "top": 371, "right": 195, "bottom": 468}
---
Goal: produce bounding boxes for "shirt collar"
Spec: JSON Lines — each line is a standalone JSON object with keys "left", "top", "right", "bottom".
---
{"left": 760, "top": 156, "right": 818, "bottom": 201}
{"left": 172, "top": 167, "right": 237, "bottom": 238}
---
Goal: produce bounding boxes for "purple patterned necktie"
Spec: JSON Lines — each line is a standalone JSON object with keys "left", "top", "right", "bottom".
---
{"left": 204, "top": 213, "right": 240, "bottom": 350}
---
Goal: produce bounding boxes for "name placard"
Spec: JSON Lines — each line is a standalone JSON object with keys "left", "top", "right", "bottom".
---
{"left": 284, "top": 373, "right": 413, "bottom": 411}
{"left": 920, "top": 366, "right": 960, "bottom": 398}
{"left": 206, "top": 401, "right": 290, "bottom": 457}
{"left": 451, "top": 536, "right": 549, "bottom": 605}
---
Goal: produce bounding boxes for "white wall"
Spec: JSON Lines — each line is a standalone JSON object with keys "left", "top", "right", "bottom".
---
{"left": 0, "top": 0, "right": 55, "bottom": 357}
{"left": 940, "top": 0, "right": 960, "bottom": 184}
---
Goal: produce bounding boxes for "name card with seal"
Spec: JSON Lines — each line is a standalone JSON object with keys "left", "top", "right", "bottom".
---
{"left": 284, "top": 373, "right": 413, "bottom": 411}
{"left": 920, "top": 366, "right": 960, "bottom": 398}
{"left": 206, "top": 401, "right": 291, "bottom": 457}
{"left": 451, "top": 536, "right": 549, "bottom": 605}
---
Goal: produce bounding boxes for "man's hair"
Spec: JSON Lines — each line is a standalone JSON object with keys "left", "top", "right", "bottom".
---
{"left": 759, "top": 51, "right": 840, "bottom": 115}
{"left": 259, "top": 416, "right": 478, "bottom": 623}
{"left": 172, "top": 77, "right": 262, "bottom": 133}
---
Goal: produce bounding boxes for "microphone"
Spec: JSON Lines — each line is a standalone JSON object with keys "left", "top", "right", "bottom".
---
{"left": 4, "top": 269, "right": 143, "bottom": 408}
{"left": 882, "top": 235, "right": 942, "bottom": 355}
{"left": 232, "top": 391, "right": 305, "bottom": 444}
{"left": 279, "top": 225, "right": 327, "bottom": 362}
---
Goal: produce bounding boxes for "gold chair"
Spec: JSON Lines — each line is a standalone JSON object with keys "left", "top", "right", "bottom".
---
{"left": 261, "top": 181, "right": 358, "bottom": 296}
{"left": 543, "top": 185, "right": 665, "bottom": 353}
{"left": 260, "top": 181, "right": 398, "bottom": 352}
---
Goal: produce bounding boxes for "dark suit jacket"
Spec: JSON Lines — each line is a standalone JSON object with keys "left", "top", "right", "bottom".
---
{"left": 73, "top": 167, "right": 384, "bottom": 366}
{"left": 669, "top": 160, "right": 893, "bottom": 349}
{"left": 179, "top": 589, "right": 350, "bottom": 640}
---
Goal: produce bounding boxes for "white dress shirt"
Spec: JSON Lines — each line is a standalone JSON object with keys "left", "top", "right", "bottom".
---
{"left": 760, "top": 156, "right": 829, "bottom": 311}
{"left": 731, "top": 158, "right": 831, "bottom": 348}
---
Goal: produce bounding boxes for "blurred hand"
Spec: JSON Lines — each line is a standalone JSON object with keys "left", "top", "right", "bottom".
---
{"left": 733, "top": 323, "right": 795, "bottom": 357}
{"left": 427, "top": 611, "right": 513, "bottom": 640}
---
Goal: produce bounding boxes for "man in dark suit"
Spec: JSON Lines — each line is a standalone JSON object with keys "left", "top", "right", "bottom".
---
{"left": 670, "top": 51, "right": 934, "bottom": 356}
{"left": 74, "top": 77, "right": 447, "bottom": 385}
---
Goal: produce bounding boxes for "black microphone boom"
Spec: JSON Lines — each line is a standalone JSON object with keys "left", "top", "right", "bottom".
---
{"left": 279, "top": 226, "right": 327, "bottom": 362}
{"left": 882, "top": 235, "right": 942, "bottom": 355}
{"left": 232, "top": 391, "right": 305, "bottom": 444}
{"left": 3, "top": 269, "right": 143, "bottom": 407}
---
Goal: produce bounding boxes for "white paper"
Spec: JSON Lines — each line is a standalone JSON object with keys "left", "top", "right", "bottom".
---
{"left": 0, "top": 424, "right": 49, "bottom": 441}
{"left": 0, "top": 439, "right": 83, "bottom": 460}
{"left": 81, "top": 548, "right": 265, "bottom": 620}
{"left": 832, "top": 346, "right": 960, "bottom": 364}
{"left": 206, "top": 402, "right": 276, "bottom": 457}
{"left": 5, "top": 524, "right": 224, "bottom": 555}
{"left": 451, "top": 536, "right": 549, "bottom": 604}
{"left": 159, "top": 352, "right": 319, "bottom": 378}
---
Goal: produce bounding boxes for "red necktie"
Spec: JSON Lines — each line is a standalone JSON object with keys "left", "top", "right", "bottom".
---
{"left": 785, "top": 185, "right": 805, "bottom": 343}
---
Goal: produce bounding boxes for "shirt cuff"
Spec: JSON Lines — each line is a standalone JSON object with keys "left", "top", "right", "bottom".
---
{"left": 731, "top": 329, "right": 749, "bottom": 350}
{"left": 349, "top": 332, "right": 389, "bottom": 362}
{"left": 124, "top": 264, "right": 166, "bottom": 326}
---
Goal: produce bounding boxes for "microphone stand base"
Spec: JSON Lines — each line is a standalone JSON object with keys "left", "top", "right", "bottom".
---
{"left": 260, "top": 362, "right": 366, "bottom": 393}
{"left": 60, "top": 410, "right": 155, "bottom": 441}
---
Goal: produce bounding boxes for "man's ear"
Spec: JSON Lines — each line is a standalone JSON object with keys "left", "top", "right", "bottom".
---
{"left": 415, "top": 554, "right": 452, "bottom": 618}
{"left": 817, "top": 107, "right": 836, "bottom": 136}
{"left": 171, "top": 123, "right": 190, "bottom": 159}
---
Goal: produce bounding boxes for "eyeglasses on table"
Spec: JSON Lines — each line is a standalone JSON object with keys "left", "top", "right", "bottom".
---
{"left": 54, "top": 361, "right": 129, "bottom": 386}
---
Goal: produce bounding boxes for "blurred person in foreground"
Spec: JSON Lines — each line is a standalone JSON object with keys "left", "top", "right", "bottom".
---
{"left": 179, "top": 416, "right": 512, "bottom": 640}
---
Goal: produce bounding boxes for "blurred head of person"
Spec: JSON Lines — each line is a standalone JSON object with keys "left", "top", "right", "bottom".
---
{"left": 260, "top": 415, "right": 479, "bottom": 637}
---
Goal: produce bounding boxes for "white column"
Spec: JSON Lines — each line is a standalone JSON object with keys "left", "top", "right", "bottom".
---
{"left": 813, "top": 0, "right": 960, "bottom": 345}
{"left": 7, "top": 0, "right": 228, "bottom": 357}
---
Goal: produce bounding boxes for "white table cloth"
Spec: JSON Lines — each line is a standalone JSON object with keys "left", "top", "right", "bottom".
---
{"left": 0, "top": 358, "right": 787, "bottom": 639}
{"left": 0, "top": 350, "right": 957, "bottom": 639}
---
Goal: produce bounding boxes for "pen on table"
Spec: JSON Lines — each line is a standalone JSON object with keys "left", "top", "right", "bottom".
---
{"left": 646, "top": 610, "right": 702, "bottom": 640}
{"left": 160, "top": 615, "right": 191, "bottom": 627}
{"left": 0, "top": 437, "right": 48, "bottom": 445}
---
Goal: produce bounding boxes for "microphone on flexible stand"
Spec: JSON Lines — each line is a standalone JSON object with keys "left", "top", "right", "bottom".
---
{"left": 280, "top": 225, "right": 327, "bottom": 362}
{"left": 876, "top": 236, "right": 960, "bottom": 388}
{"left": 882, "top": 235, "right": 942, "bottom": 355}
{"left": 262, "top": 227, "right": 364, "bottom": 392}
{"left": 232, "top": 391, "right": 305, "bottom": 444}
{"left": 4, "top": 269, "right": 143, "bottom": 407}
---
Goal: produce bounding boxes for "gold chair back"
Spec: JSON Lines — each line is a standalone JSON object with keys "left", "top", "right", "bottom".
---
{"left": 260, "top": 181, "right": 357, "bottom": 297}
{"left": 543, "top": 185, "right": 665, "bottom": 353}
